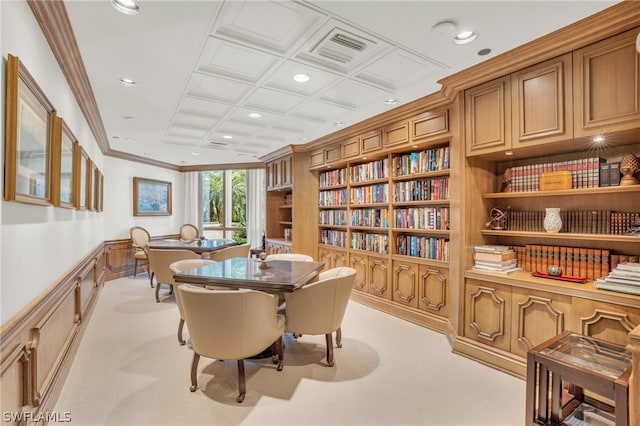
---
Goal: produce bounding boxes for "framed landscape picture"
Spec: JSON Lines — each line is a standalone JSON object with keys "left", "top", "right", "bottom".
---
{"left": 133, "top": 177, "right": 172, "bottom": 216}
{"left": 4, "top": 54, "right": 56, "bottom": 205}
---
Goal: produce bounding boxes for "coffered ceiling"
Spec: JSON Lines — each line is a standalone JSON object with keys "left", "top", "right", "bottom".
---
{"left": 63, "top": 0, "right": 617, "bottom": 167}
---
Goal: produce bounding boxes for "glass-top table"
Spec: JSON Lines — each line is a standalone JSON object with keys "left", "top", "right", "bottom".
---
{"left": 525, "top": 331, "right": 632, "bottom": 426}
{"left": 148, "top": 238, "right": 237, "bottom": 254}
{"left": 173, "top": 257, "right": 324, "bottom": 293}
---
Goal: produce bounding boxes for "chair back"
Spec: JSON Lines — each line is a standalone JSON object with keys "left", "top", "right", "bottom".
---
{"left": 148, "top": 249, "right": 200, "bottom": 285}
{"left": 284, "top": 267, "right": 356, "bottom": 335}
{"left": 169, "top": 259, "right": 216, "bottom": 319}
{"left": 180, "top": 224, "right": 199, "bottom": 241}
{"left": 130, "top": 226, "right": 150, "bottom": 249}
{"left": 209, "top": 243, "right": 251, "bottom": 261}
{"left": 178, "top": 285, "right": 284, "bottom": 360}
{"left": 266, "top": 253, "right": 313, "bottom": 262}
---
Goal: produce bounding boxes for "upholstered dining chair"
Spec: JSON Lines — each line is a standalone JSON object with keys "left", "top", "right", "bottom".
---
{"left": 147, "top": 249, "right": 201, "bottom": 302}
{"left": 283, "top": 267, "right": 356, "bottom": 367}
{"left": 178, "top": 285, "right": 285, "bottom": 403}
{"left": 130, "top": 226, "right": 153, "bottom": 287}
{"left": 169, "top": 258, "right": 216, "bottom": 345}
{"left": 265, "top": 253, "right": 314, "bottom": 262}
{"left": 209, "top": 243, "right": 251, "bottom": 261}
{"left": 179, "top": 224, "right": 199, "bottom": 241}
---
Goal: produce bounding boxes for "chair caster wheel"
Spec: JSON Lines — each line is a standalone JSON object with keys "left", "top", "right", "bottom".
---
{"left": 236, "top": 393, "right": 245, "bottom": 403}
{"left": 327, "top": 361, "right": 334, "bottom": 367}
{"left": 190, "top": 385, "right": 198, "bottom": 392}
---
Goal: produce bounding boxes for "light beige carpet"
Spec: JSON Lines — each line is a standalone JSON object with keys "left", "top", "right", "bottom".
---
{"left": 52, "top": 276, "right": 525, "bottom": 425}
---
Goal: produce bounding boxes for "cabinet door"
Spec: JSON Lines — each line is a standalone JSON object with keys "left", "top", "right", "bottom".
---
{"left": 349, "top": 253, "right": 367, "bottom": 291}
{"left": 464, "top": 279, "right": 511, "bottom": 351}
{"left": 510, "top": 288, "right": 571, "bottom": 357}
{"left": 570, "top": 298, "right": 640, "bottom": 347}
{"left": 465, "top": 76, "right": 512, "bottom": 157}
{"left": 309, "top": 149, "right": 325, "bottom": 169}
{"left": 318, "top": 247, "right": 335, "bottom": 271}
{"left": 574, "top": 27, "right": 640, "bottom": 137}
{"left": 511, "top": 54, "right": 573, "bottom": 149}
{"left": 280, "top": 156, "right": 292, "bottom": 188}
{"left": 341, "top": 138, "right": 360, "bottom": 160}
{"left": 410, "top": 109, "right": 449, "bottom": 142}
{"left": 392, "top": 261, "right": 418, "bottom": 308}
{"left": 418, "top": 266, "right": 448, "bottom": 317}
{"left": 360, "top": 131, "right": 382, "bottom": 154}
{"left": 266, "top": 162, "right": 276, "bottom": 190}
{"left": 333, "top": 250, "right": 347, "bottom": 268}
{"left": 368, "top": 256, "right": 390, "bottom": 299}
{"left": 383, "top": 120, "right": 409, "bottom": 148}
{"left": 325, "top": 144, "right": 341, "bottom": 165}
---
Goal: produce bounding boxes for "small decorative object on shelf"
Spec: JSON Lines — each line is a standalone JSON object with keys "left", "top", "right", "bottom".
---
{"left": 543, "top": 207, "right": 562, "bottom": 233}
{"left": 623, "top": 218, "right": 640, "bottom": 236}
{"left": 547, "top": 265, "right": 562, "bottom": 276}
{"left": 619, "top": 152, "right": 639, "bottom": 185}
{"left": 501, "top": 168, "right": 512, "bottom": 192}
{"left": 485, "top": 206, "right": 509, "bottom": 230}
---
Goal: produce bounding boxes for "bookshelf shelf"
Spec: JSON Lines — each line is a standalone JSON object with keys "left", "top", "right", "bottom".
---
{"left": 391, "top": 169, "right": 450, "bottom": 182}
{"left": 349, "top": 177, "right": 389, "bottom": 187}
{"left": 483, "top": 185, "right": 640, "bottom": 199}
{"left": 481, "top": 230, "right": 639, "bottom": 243}
{"left": 392, "top": 200, "right": 449, "bottom": 207}
{"left": 392, "top": 228, "right": 450, "bottom": 235}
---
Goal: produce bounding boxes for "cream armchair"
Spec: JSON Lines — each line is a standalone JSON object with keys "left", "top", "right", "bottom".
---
{"left": 130, "top": 226, "right": 152, "bottom": 286}
{"left": 178, "top": 285, "right": 285, "bottom": 403}
{"left": 147, "top": 249, "right": 201, "bottom": 302}
{"left": 284, "top": 267, "right": 356, "bottom": 367}
{"left": 209, "top": 243, "right": 251, "bottom": 261}
{"left": 169, "top": 259, "right": 216, "bottom": 345}
{"left": 266, "top": 253, "right": 314, "bottom": 262}
{"left": 179, "top": 224, "right": 199, "bottom": 241}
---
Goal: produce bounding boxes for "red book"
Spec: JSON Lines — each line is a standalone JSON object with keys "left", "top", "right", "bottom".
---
{"left": 599, "top": 249, "right": 609, "bottom": 279}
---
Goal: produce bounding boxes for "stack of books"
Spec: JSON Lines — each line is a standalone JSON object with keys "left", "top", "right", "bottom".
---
{"left": 473, "top": 245, "right": 523, "bottom": 274}
{"left": 595, "top": 262, "right": 640, "bottom": 295}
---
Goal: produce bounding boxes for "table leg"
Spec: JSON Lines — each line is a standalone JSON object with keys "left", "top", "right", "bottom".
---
{"left": 525, "top": 354, "right": 537, "bottom": 425}
{"left": 551, "top": 373, "right": 562, "bottom": 424}
{"left": 538, "top": 364, "right": 549, "bottom": 423}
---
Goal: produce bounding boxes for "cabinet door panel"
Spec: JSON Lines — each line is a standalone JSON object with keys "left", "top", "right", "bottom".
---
{"left": 411, "top": 109, "right": 449, "bottom": 141}
{"left": 368, "top": 256, "right": 390, "bottom": 299}
{"left": 574, "top": 27, "right": 640, "bottom": 136}
{"left": 464, "top": 279, "right": 511, "bottom": 351}
{"left": 465, "top": 76, "right": 511, "bottom": 156}
{"left": 392, "top": 261, "right": 418, "bottom": 308}
{"left": 360, "top": 131, "right": 382, "bottom": 153}
{"left": 341, "top": 138, "right": 360, "bottom": 160}
{"left": 280, "top": 156, "right": 292, "bottom": 187}
{"left": 349, "top": 254, "right": 367, "bottom": 291}
{"left": 318, "top": 247, "right": 334, "bottom": 271}
{"left": 511, "top": 54, "right": 572, "bottom": 148}
{"left": 383, "top": 120, "right": 409, "bottom": 148}
{"left": 309, "top": 149, "right": 325, "bottom": 169}
{"left": 325, "top": 145, "right": 340, "bottom": 165}
{"left": 418, "top": 266, "right": 448, "bottom": 316}
{"left": 510, "top": 288, "right": 571, "bottom": 357}
{"left": 571, "top": 298, "right": 640, "bottom": 347}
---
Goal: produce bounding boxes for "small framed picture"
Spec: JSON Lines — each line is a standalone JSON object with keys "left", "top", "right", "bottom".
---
{"left": 133, "top": 177, "right": 172, "bottom": 216}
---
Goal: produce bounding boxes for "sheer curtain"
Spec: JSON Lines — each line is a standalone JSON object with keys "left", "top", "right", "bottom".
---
{"left": 246, "top": 168, "right": 265, "bottom": 250}
{"left": 183, "top": 171, "right": 202, "bottom": 233}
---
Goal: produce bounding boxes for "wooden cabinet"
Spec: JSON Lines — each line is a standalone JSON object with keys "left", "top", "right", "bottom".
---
{"left": 349, "top": 253, "right": 391, "bottom": 299}
{"left": 418, "top": 265, "right": 449, "bottom": 317}
{"left": 464, "top": 278, "right": 512, "bottom": 352}
{"left": 318, "top": 246, "right": 347, "bottom": 271}
{"left": 465, "top": 54, "right": 573, "bottom": 157}
{"left": 382, "top": 120, "right": 409, "bottom": 148}
{"left": 573, "top": 27, "right": 640, "bottom": 138}
{"left": 410, "top": 109, "right": 450, "bottom": 142}
{"left": 266, "top": 155, "right": 292, "bottom": 190}
{"left": 392, "top": 260, "right": 419, "bottom": 308}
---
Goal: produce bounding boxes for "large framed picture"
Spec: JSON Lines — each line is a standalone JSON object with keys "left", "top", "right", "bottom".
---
{"left": 75, "top": 146, "right": 91, "bottom": 210}
{"left": 4, "top": 54, "right": 56, "bottom": 205}
{"left": 133, "top": 177, "right": 172, "bottom": 216}
{"left": 51, "top": 117, "right": 78, "bottom": 208}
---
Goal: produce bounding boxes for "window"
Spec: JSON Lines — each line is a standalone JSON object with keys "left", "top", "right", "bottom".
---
{"left": 202, "top": 169, "right": 247, "bottom": 243}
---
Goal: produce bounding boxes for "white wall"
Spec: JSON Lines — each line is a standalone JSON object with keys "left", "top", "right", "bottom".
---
{"left": 102, "top": 156, "right": 185, "bottom": 240}
{"left": 0, "top": 1, "right": 185, "bottom": 324}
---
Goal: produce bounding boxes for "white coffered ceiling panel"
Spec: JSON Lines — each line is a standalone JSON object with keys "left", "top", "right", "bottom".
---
{"left": 63, "top": 0, "right": 619, "bottom": 166}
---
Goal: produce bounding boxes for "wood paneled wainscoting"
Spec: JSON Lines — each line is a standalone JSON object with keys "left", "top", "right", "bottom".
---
{"left": 104, "top": 234, "right": 179, "bottom": 281}
{"left": 0, "top": 244, "right": 105, "bottom": 423}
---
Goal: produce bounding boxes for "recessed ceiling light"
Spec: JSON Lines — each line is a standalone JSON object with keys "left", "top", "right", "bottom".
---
{"left": 191, "top": 152, "right": 201, "bottom": 156}
{"left": 111, "top": 0, "right": 140, "bottom": 15}
{"left": 454, "top": 30, "right": 478, "bottom": 45}
{"left": 222, "top": 135, "right": 233, "bottom": 139}
{"left": 112, "top": 135, "right": 120, "bottom": 139}
{"left": 383, "top": 98, "right": 399, "bottom": 106}
{"left": 293, "top": 73, "right": 310, "bottom": 83}
{"left": 477, "top": 48, "right": 491, "bottom": 56}
{"left": 248, "top": 113, "right": 262, "bottom": 119}
{"left": 124, "top": 116, "right": 134, "bottom": 120}
{"left": 334, "top": 121, "right": 345, "bottom": 127}
{"left": 118, "top": 78, "right": 136, "bottom": 87}
{"left": 593, "top": 135, "right": 606, "bottom": 143}
{"left": 505, "top": 150, "right": 514, "bottom": 156}
{"left": 431, "top": 21, "right": 456, "bottom": 37}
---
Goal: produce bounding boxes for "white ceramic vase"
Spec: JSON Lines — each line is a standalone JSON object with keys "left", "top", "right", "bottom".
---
{"left": 543, "top": 207, "right": 562, "bottom": 233}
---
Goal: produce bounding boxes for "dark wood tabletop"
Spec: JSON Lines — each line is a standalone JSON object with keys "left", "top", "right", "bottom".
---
{"left": 173, "top": 258, "right": 324, "bottom": 293}
{"left": 148, "top": 238, "right": 237, "bottom": 254}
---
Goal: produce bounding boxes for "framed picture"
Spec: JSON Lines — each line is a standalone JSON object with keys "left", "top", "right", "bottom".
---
{"left": 92, "top": 163, "right": 100, "bottom": 212}
{"left": 51, "top": 117, "right": 78, "bottom": 208}
{"left": 4, "top": 54, "right": 56, "bottom": 205}
{"left": 133, "top": 177, "right": 172, "bottom": 216}
{"left": 75, "top": 146, "right": 91, "bottom": 210}
{"left": 96, "top": 170, "right": 104, "bottom": 212}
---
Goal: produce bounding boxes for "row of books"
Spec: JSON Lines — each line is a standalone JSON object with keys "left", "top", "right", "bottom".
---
{"left": 319, "top": 210, "right": 347, "bottom": 226}
{"left": 350, "top": 158, "right": 389, "bottom": 183}
{"left": 350, "top": 184, "right": 389, "bottom": 204}
{"left": 472, "top": 246, "right": 522, "bottom": 274}
{"left": 504, "top": 210, "right": 640, "bottom": 234}
{"left": 396, "top": 235, "right": 449, "bottom": 261}
{"left": 319, "top": 168, "right": 348, "bottom": 187}
{"left": 393, "top": 177, "right": 450, "bottom": 202}
{"left": 319, "top": 230, "right": 347, "bottom": 247}
{"left": 508, "top": 157, "right": 604, "bottom": 192}
{"left": 523, "top": 244, "right": 609, "bottom": 280}
{"left": 392, "top": 146, "right": 450, "bottom": 176}
{"left": 350, "top": 208, "right": 389, "bottom": 228}
{"left": 595, "top": 262, "right": 640, "bottom": 295}
{"left": 394, "top": 207, "right": 450, "bottom": 230}
{"left": 351, "top": 232, "right": 389, "bottom": 254}
{"left": 319, "top": 188, "right": 348, "bottom": 206}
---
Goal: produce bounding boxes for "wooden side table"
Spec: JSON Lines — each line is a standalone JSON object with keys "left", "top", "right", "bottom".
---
{"left": 525, "top": 331, "right": 632, "bottom": 425}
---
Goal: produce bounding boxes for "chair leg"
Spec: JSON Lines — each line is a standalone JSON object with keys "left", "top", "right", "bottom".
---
{"left": 149, "top": 269, "right": 154, "bottom": 288}
{"left": 236, "top": 360, "right": 246, "bottom": 403}
{"left": 325, "top": 333, "right": 335, "bottom": 367}
{"left": 178, "top": 319, "right": 185, "bottom": 345}
{"left": 190, "top": 353, "right": 200, "bottom": 392}
{"left": 155, "top": 283, "right": 161, "bottom": 303}
{"left": 336, "top": 326, "right": 342, "bottom": 348}
{"left": 133, "top": 259, "right": 139, "bottom": 277}
{"left": 272, "top": 335, "right": 283, "bottom": 371}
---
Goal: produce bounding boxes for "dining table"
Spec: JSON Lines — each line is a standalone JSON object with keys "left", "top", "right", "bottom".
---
{"left": 147, "top": 238, "right": 237, "bottom": 255}
{"left": 172, "top": 257, "right": 324, "bottom": 293}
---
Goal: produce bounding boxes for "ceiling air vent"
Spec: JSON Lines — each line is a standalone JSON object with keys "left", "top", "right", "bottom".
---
{"left": 310, "top": 27, "right": 373, "bottom": 65}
